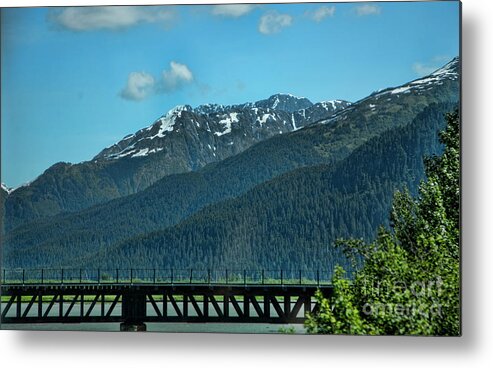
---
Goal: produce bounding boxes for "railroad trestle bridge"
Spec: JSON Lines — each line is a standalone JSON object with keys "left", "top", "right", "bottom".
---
{"left": 0, "top": 269, "right": 333, "bottom": 331}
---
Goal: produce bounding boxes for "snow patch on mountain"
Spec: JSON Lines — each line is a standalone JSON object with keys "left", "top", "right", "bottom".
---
{"left": 257, "top": 113, "right": 273, "bottom": 126}
{"left": 112, "top": 145, "right": 137, "bottom": 159}
{"left": 391, "top": 86, "right": 412, "bottom": 95}
{"left": 214, "top": 112, "right": 240, "bottom": 136}
{"left": 320, "top": 100, "right": 351, "bottom": 111}
{"left": 150, "top": 115, "right": 177, "bottom": 139}
{"left": 131, "top": 147, "right": 164, "bottom": 158}
{"left": 122, "top": 134, "right": 135, "bottom": 141}
{"left": 2, "top": 180, "right": 36, "bottom": 194}
{"left": 166, "top": 105, "right": 192, "bottom": 118}
{"left": 1, "top": 182, "right": 12, "bottom": 194}
{"left": 290, "top": 114, "right": 298, "bottom": 130}
{"left": 272, "top": 96, "right": 281, "bottom": 109}
{"left": 149, "top": 105, "right": 193, "bottom": 138}
{"left": 132, "top": 148, "right": 149, "bottom": 157}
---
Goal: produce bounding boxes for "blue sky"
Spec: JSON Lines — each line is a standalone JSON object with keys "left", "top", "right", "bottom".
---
{"left": 1, "top": 1, "right": 460, "bottom": 188}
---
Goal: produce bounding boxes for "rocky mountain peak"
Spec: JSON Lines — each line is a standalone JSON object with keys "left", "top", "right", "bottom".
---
{"left": 92, "top": 93, "right": 349, "bottom": 162}
{"left": 255, "top": 93, "right": 313, "bottom": 113}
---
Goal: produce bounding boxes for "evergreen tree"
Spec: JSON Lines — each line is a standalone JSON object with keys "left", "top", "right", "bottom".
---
{"left": 305, "top": 110, "right": 460, "bottom": 336}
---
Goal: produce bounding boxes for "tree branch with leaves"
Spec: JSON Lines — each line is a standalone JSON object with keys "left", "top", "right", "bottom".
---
{"left": 305, "top": 110, "right": 460, "bottom": 336}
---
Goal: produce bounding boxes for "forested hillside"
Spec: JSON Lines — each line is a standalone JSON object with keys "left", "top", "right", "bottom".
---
{"left": 3, "top": 103, "right": 455, "bottom": 269}
{"left": 3, "top": 58, "right": 459, "bottom": 271}
{"left": 77, "top": 103, "right": 452, "bottom": 271}
{"left": 3, "top": 94, "right": 348, "bottom": 231}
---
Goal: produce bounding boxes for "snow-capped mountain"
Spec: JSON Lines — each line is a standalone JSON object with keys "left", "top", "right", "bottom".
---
{"left": 247, "top": 93, "right": 313, "bottom": 112}
{"left": 192, "top": 93, "right": 314, "bottom": 115}
{"left": 322, "top": 57, "right": 459, "bottom": 126}
{"left": 375, "top": 57, "right": 459, "bottom": 98}
{"left": 94, "top": 93, "right": 349, "bottom": 162}
{"left": 4, "top": 93, "right": 350, "bottom": 231}
{"left": 3, "top": 57, "right": 459, "bottom": 232}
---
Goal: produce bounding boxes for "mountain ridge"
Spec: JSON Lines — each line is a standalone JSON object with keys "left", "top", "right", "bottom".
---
{"left": 3, "top": 57, "right": 459, "bottom": 235}
{"left": 3, "top": 101, "right": 456, "bottom": 269}
{"left": 3, "top": 56, "right": 459, "bottom": 268}
{"left": 92, "top": 93, "right": 350, "bottom": 161}
{"left": 3, "top": 93, "right": 350, "bottom": 231}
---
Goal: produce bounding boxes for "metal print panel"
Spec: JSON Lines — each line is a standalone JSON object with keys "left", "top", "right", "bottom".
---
{"left": 0, "top": 1, "right": 461, "bottom": 335}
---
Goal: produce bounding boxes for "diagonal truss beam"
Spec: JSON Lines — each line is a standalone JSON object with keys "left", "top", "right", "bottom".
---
{"left": 1, "top": 295, "right": 16, "bottom": 319}
{"left": 106, "top": 294, "right": 121, "bottom": 317}
{"left": 209, "top": 295, "right": 223, "bottom": 317}
{"left": 270, "top": 296, "right": 285, "bottom": 318}
{"left": 85, "top": 294, "right": 100, "bottom": 317}
{"left": 249, "top": 296, "right": 264, "bottom": 318}
{"left": 168, "top": 294, "right": 183, "bottom": 318}
{"left": 229, "top": 295, "right": 244, "bottom": 317}
{"left": 64, "top": 295, "right": 79, "bottom": 318}
{"left": 147, "top": 295, "right": 162, "bottom": 317}
{"left": 43, "top": 294, "right": 60, "bottom": 318}
{"left": 188, "top": 295, "right": 204, "bottom": 318}
{"left": 21, "top": 295, "right": 38, "bottom": 318}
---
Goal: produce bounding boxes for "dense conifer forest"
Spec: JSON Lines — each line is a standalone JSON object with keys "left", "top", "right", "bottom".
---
{"left": 4, "top": 103, "right": 455, "bottom": 272}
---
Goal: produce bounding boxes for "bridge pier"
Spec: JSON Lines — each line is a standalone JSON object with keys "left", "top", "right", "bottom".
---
{"left": 120, "top": 322, "right": 147, "bottom": 332}
{"left": 121, "top": 292, "right": 147, "bottom": 332}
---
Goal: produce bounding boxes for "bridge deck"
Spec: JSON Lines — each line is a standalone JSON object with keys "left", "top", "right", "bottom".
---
{"left": 1, "top": 282, "right": 332, "bottom": 325}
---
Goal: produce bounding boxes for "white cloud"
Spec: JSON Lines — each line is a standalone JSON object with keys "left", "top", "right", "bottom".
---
{"left": 120, "top": 72, "right": 155, "bottom": 101}
{"left": 355, "top": 4, "right": 381, "bottom": 16}
{"left": 162, "top": 61, "right": 194, "bottom": 92}
{"left": 120, "top": 61, "right": 193, "bottom": 101}
{"left": 306, "top": 6, "right": 336, "bottom": 22}
{"left": 413, "top": 56, "right": 451, "bottom": 77}
{"left": 50, "top": 6, "right": 175, "bottom": 31}
{"left": 211, "top": 5, "right": 256, "bottom": 18}
{"left": 259, "top": 11, "right": 293, "bottom": 35}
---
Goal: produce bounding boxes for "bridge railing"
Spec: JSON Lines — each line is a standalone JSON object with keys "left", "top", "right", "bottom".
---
{"left": 1, "top": 268, "right": 334, "bottom": 286}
